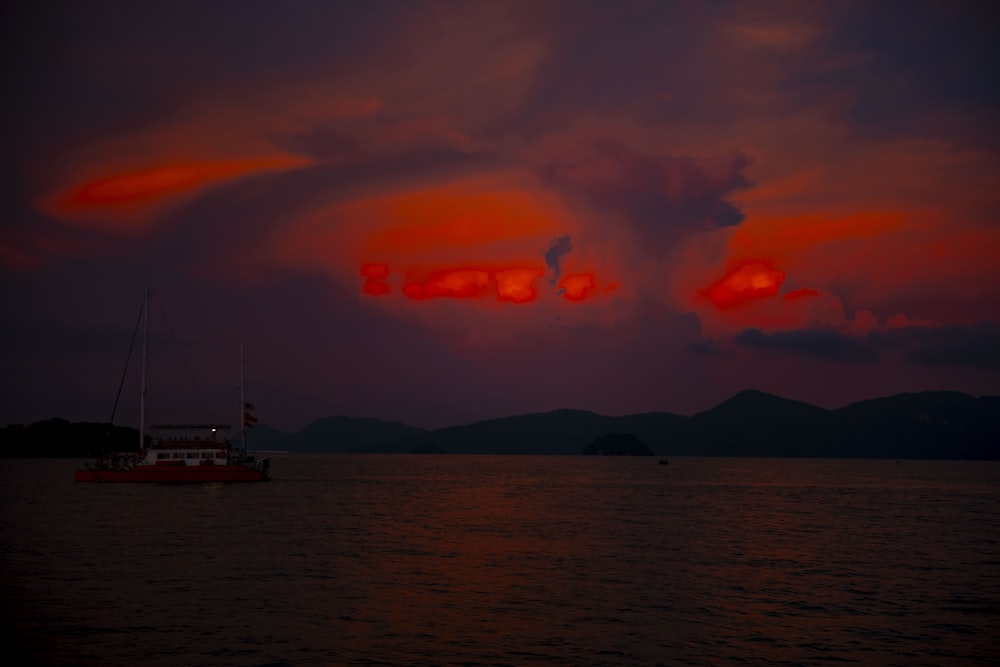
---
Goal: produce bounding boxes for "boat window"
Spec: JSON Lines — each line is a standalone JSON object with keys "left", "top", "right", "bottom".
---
{"left": 173, "top": 453, "right": 185, "bottom": 459}
{"left": 157, "top": 452, "right": 170, "bottom": 459}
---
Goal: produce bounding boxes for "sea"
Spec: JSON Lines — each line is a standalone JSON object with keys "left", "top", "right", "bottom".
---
{"left": 2, "top": 454, "right": 998, "bottom": 667}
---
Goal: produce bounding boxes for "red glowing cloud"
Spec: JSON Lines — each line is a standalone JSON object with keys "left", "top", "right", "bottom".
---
{"left": 60, "top": 158, "right": 309, "bottom": 210}
{"left": 348, "top": 178, "right": 569, "bottom": 264}
{"left": 402, "top": 268, "right": 493, "bottom": 300}
{"left": 360, "top": 263, "right": 391, "bottom": 296}
{"left": 728, "top": 212, "right": 906, "bottom": 261}
{"left": 362, "top": 263, "right": 615, "bottom": 306}
{"left": 398, "top": 266, "right": 547, "bottom": 303}
{"left": 277, "top": 173, "right": 581, "bottom": 283}
{"left": 702, "top": 261, "right": 786, "bottom": 309}
{"left": 276, "top": 171, "right": 630, "bottom": 314}
{"left": 47, "top": 155, "right": 311, "bottom": 229}
{"left": 66, "top": 165, "right": 210, "bottom": 207}
{"left": 495, "top": 268, "right": 545, "bottom": 303}
{"left": 559, "top": 273, "right": 597, "bottom": 302}
{"left": 361, "top": 263, "right": 389, "bottom": 279}
{"left": 784, "top": 288, "right": 819, "bottom": 301}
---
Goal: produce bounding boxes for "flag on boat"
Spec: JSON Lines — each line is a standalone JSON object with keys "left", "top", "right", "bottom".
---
{"left": 244, "top": 404, "right": 257, "bottom": 428}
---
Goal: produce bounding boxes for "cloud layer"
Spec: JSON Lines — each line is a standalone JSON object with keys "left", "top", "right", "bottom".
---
{"left": 2, "top": 0, "right": 998, "bottom": 429}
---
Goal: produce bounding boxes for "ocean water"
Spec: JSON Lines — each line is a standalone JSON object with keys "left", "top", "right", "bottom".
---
{"left": 2, "top": 454, "right": 998, "bottom": 666}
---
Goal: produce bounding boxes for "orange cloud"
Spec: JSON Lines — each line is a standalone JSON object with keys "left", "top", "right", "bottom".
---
{"left": 702, "top": 261, "right": 786, "bottom": 309}
{"left": 558, "top": 273, "right": 598, "bottom": 302}
{"left": 394, "top": 265, "right": 548, "bottom": 304}
{"left": 784, "top": 287, "right": 819, "bottom": 301}
{"left": 363, "top": 263, "right": 617, "bottom": 307}
{"left": 359, "top": 182, "right": 567, "bottom": 260}
{"left": 402, "top": 268, "right": 493, "bottom": 301}
{"left": 727, "top": 212, "right": 906, "bottom": 266}
{"left": 360, "top": 263, "right": 391, "bottom": 296}
{"left": 360, "top": 263, "right": 389, "bottom": 279}
{"left": 35, "top": 87, "right": 392, "bottom": 233}
{"left": 274, "top": 172, "right": 584, "bottom": 297}
{"left": 45, "top": 155, "right": 312, "bottom": 231}
{"left": 495, "top": 267, "right": 545, "bottom": 303}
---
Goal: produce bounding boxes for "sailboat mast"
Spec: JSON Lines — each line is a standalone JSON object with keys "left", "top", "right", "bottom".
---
{"left": 240, "top": 343, "right": 246, "bottom": 455}
{"left": 138, "top": 288, "right": 150, "bottom": 451}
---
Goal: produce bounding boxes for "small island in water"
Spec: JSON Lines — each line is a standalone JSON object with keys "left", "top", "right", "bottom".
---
{"left": 582, "top": 432, "right": 654, "bottom": 456}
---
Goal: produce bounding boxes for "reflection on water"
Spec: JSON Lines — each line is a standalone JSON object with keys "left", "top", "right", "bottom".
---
{"left": 2, "top": 455, "right": 998, "bottom": 665}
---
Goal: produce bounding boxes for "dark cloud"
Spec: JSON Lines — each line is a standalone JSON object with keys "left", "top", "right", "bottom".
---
{"left": 733, "top": 323, "right": 1000, "bottom": 371}
{"left": 3, "top": 1, "right": 998, "bottom": 431}
{"left": 541, "top": 141, "right": 751, "bottom": 245}
{"left": 276, "top": 128, "right": 364, "bottom": 162}
{"left": 0, "top": 3, "right": 406, "bottom": 158}
{"left": 688, "top": 339, "right": 723, "bottom": 356}
{"left": 823, "top": 2, "right": 1000, "bottom": 146}
{"left": 543, "top": 235, "right": 572, "bottom": 285}
{"left": 735, "top": 328, "right": 880, "bottom": 364}
{"left": 871, "top": 323, "right": 1000, "bottom": 371}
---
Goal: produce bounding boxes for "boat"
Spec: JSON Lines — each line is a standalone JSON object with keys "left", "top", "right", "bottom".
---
{"left": 74, "top": 424, "right": 270, "bottom": 482}
{"left": 75, "top": 290, "right": 270, "bottom": 483}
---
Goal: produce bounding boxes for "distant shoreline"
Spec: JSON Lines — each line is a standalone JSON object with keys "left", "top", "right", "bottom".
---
{"left": 4, "top": 390, "right": 998, "bottom": 460}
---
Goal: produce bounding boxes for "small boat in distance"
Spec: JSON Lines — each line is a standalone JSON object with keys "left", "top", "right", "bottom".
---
{"left": 75, "top": 290, "right": 270, "bottom": 483}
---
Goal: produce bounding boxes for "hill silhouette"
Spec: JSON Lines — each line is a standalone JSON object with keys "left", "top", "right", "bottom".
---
{"left": 356, "top": 409, "right": 629, "bottom": 455}
{"left": 686, "top": 390, "right": 837, "bottom": 457}
{"left": 349, "top": 390, "right": 998, "bottom": 459}
{"left": 245, "top": 416, "right": 424, "bottom": 453}
{"left": 0, "top": 419, "right": 141, "bottom": 457}
{"left": 3, "top": 390, "right": 998, "bottom": 460}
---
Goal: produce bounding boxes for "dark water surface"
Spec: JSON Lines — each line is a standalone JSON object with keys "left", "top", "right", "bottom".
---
{"left": 2, "top": 455, "right": 998, "bottom": 666}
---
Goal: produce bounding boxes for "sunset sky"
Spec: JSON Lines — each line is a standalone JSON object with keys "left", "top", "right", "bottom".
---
{"left": 2, "top": 1, "right": 998, "bottom": 432}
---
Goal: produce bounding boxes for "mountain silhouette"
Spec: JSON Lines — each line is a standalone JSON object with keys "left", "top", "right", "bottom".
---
{"left": 3, "top": 390, "right": 998, "bottom": 459}
{"left": 342, "top": 390, "right": 998, "bottom": 459}
{"left": 356, "top": 409, "right": 627, "bottom": 455}
{"left": 245, "top": 416, "right": 424, "bottom": 453}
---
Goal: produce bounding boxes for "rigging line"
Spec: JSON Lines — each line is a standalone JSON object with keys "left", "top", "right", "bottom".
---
{"left": 107, "top": 296, "right": 145, "bottom": 431}
{"left": 151, "top": 291, "right": 211, "bottom": 423}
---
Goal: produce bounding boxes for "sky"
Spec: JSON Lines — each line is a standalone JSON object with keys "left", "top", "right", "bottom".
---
{"left": 2, "top": 0, "right": 998, "bottom": 432}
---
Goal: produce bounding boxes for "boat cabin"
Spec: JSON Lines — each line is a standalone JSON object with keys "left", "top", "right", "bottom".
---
{"left": 147, "top": 424, "right": 232, "bottom": 466}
